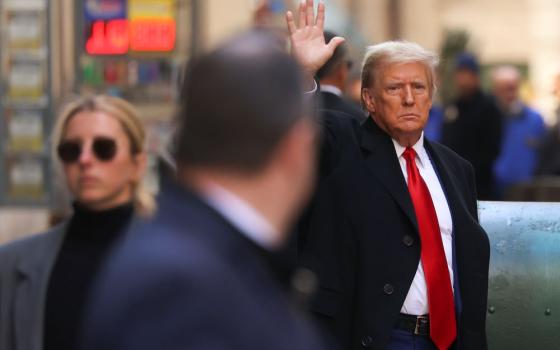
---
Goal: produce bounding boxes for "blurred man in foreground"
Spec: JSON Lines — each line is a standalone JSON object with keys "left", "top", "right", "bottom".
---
{"left": 491, "top": 65, "right": 545, "bottom": 198}
{"left": 287, "top": 1, "right": 490, "bottom": 349}
{"left": 81, "top": 30, "right": 326, "bottom": 350}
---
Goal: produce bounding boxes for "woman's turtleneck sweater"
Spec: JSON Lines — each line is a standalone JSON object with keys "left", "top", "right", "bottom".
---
{"left": 44, "top": 202, "right": 134, "bottom": 350}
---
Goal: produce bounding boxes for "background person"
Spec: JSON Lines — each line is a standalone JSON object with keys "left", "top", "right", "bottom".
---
{"left": 536, "top": 72, "right": 560, "bottom": 176}
{"left": 0, "top": 95, "right": 153, "bottom": 350}
{"left": 317, "top": 30, "right": 366, "bottom": 122}
{"left": 440, "top": 52, "right": 503, "bottom": 200}
{"left": 491, "top": 65, "right": 546, "bottom": 199}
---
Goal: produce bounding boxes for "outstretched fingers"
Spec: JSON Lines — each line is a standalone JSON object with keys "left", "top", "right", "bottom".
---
{"left": 286, "top": 11, "right": 297, "bottom": 35}
{"left": 315, "top": 1, "right": 325, "bottom": 30}
{"left": 306, "top": 0, "right": 315, "bottom": 28}
{"left": 290, "top": 0, "right": 323, "bottom": 31}
{"left": 298, "top": 1, "right": 306, "bottom": 28}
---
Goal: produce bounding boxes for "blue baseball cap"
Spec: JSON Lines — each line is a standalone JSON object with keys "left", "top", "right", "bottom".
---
{"left": 455, "top": 52, "right": 480, "bottom": 73}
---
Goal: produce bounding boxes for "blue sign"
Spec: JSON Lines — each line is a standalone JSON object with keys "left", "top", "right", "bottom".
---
{"left": 85, "top": 0, "right": 126, "bottom": 21}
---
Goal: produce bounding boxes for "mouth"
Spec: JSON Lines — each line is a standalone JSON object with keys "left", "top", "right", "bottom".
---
{"left": 79, "top": 176, "right": 99, "bottom": 185}
{"left": 399, "top": 113, "right": 420, "bottom": 118}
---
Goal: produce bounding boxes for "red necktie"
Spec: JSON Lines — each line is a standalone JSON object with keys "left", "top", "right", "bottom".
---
{"left": 403, "top": 147, "right": 456, "bottom": 350}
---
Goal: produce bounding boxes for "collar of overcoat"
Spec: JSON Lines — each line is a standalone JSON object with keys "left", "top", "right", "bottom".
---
{"left": 358, "top": 117, "right": 473, "bottom": 235}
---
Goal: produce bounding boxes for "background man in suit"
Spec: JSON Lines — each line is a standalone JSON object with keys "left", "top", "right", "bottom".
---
{"left": 286, "top": 1, "right": 490, "bottom": 349}
{"left": 317, "top": 30, "right": 366, "bottom": 122}
{"left": 81, "top": 30, "right": 326, "bottom": 350}
{"left": 440, "top": 53, "right": 503, "bottom": 200}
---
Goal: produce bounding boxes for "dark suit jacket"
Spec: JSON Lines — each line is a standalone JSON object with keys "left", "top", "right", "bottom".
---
{"left": 0, "top": 223, "right": 68, "bottom": 350}
{"left": 440, "top": 91, "right": 503, "bottom": 200}
{"left": 299, "top": 112, "right": 490, "bottom": 350}
{"left": 319, "top": 91, "right": 367, "bottom": 123}
{"left": 82, "top": 181, "right": 326, "bottom": 350}
{"left": 536, "top": 124, "right": 560, "bottom": 176}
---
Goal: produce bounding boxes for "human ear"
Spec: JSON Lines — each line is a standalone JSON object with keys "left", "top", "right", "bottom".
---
{"left": 361, "top": 88, "right": 376, "bottom": 114}
{"left": 132, "top": 152, "right": 148, "bottom": 183}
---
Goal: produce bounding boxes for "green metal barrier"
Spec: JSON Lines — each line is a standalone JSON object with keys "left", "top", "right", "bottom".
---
{"left": 480, "top": 201, "right": 560, "bottom": 349}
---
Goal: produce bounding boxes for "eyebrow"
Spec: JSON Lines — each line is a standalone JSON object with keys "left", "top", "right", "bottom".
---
{"left": 385, "top": 78, "right": 427, "bottom": 83}
{"left": 60, "top": 137, "right": 81, "bottom": 142}
{"left": 61, "top": 134, "right": 114, "bottom": 142}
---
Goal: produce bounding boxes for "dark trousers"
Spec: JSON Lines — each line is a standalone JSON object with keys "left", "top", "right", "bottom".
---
{"left": 385, "top": 329, "right": 438, "bottom": 350}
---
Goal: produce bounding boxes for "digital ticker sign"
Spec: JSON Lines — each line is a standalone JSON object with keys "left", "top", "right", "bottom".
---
{"left": 84, "top": 0, "right": 176, "bottom": 55}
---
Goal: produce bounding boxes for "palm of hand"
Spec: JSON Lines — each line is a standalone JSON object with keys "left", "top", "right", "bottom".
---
{"left": 290, "top": 28, "right": 332, "bottom": 74}
{"left": 286, "top": 0, "right": 345, "bottom": 75}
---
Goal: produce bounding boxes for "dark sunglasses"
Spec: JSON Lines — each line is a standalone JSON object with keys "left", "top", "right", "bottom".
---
{"left": 57, "top": 137, "right": 117, "bottom": 164}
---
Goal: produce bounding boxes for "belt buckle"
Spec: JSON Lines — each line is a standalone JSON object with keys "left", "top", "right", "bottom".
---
{"left": 414, "top": 315, "right": 429, "bottom": 335}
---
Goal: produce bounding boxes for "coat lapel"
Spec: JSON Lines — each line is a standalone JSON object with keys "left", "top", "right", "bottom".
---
{"left": 359, "top": 119, "right": 418, "bottom": 230}
{"left": 424, "top": 139, "right": 471, "bottom": 227}
{"left": 424, "top": 139, "right": 474, "bottom": 317}
{"left": 14, "top": 224, "right": 67, "bottom": 350}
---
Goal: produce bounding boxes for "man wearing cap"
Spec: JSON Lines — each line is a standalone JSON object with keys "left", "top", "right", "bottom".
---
{"left": 440, "top": 53, "right": 503, "bottom": 200}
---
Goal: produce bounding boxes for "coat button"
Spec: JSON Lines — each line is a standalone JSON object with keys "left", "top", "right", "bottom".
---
{"left": 383, "top": 283, "right": 394, "bottom": 295}
{"left": 361, "top": 335, "right": 373, "bottom": 348}
{"left": 403, "top": 235, "right": 414, "bottom": 246}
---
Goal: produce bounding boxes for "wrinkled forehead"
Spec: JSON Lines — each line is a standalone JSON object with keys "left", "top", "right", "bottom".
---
{"left": 494, "top": 75, "right": 520, "bottom": 88}
{"left": 371, "top": 60, "right": 433, "bottom": 89}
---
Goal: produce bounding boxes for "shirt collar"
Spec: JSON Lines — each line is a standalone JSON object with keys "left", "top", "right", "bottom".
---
{"left": 200, "top": 182, "right": 279, "bottom": 250}
{"left": 320, "top": 84, "right": 343, "bottom": 96}
{"left": 391, "top": 132, "right": 428, "bottom": 167}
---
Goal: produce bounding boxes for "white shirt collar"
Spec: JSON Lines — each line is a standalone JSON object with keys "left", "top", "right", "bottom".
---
{"left": 200, "top": 182, "right": 279, "bottom": 250}
{"left": 320, "top": 84, "right": 342, "bottom": 96}
{"left": 391, "top": 132, "right": 428, "bottom": 167}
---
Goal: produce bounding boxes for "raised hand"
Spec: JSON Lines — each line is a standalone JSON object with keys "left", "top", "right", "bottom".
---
{"left": 286, "top": 0, "right": 345, "bottom": 76}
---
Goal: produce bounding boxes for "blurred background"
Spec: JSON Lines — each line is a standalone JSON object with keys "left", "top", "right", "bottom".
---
{"left": 1, "top": 0, "right": 560, "bottom": 243}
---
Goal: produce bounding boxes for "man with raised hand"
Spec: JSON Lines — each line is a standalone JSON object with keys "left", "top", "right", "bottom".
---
{"left": 287, "top": 1, "right": 490, "bottom": 349}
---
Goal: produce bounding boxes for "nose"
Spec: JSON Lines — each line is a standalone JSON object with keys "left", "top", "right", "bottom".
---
{"left": 403, "top": 85, "right": 414, "bottom": 106}
{"left": 78, "top": 142, "right": 94, "bottom": 165}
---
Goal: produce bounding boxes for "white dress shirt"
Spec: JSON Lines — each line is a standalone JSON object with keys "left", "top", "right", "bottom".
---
{"left": 201, "top": 182, "right": 279, "bottom": 250}
{"left": 392, "top": 134, "right": 454, "bottom": 316}
{"left": 319, "top": 84, "right": 342, "bottom": 96}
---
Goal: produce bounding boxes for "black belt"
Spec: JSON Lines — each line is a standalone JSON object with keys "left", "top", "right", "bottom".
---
{"left": 395, "top": 313, "right": 430, "bottom": 336}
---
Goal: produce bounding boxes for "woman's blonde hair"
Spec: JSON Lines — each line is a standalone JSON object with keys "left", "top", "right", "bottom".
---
{"left": 51, "top": 95, "right": 155, "bottom": 216}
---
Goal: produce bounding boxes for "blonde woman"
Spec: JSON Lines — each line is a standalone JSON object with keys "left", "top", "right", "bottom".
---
{"left": 0, "top": 95, "right": 154, "bottom": 350}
